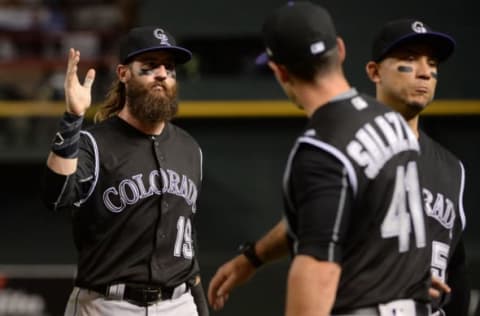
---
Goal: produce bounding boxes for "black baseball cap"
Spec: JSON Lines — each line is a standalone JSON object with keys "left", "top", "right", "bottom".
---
{"left": 256, "top": 1, "right": 337, "bottom": 66}
{"left": 372, "top": 19, "right": 455, "bottom": 62}
{"left": 119, "top": 26, "right": 192, "bottom": 64}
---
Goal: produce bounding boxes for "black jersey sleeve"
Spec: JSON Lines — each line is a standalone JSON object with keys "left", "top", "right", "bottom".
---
{"left": 442, "top": 237, "right": 470, "bottom": 316}
{"left": 290, "top": 143, "right": 354, "bottom": 262}
{"left": 41, "top": 132, "right": 97, "bottom": 211}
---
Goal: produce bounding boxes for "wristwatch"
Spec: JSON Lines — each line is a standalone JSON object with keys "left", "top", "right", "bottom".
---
{"left": 238, "top": 241, "right": 264, "bottom": 268}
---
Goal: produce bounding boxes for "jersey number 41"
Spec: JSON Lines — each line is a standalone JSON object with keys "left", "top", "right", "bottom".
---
{"left": 381, "top": 161, "right": 427, "bottom": 253}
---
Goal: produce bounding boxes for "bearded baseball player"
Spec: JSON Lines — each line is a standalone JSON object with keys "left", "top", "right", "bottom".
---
{"left": 41, "top": 26, "right": 209, "bottom": 316}
{"left": 366, "top": 19, "right": 469, "bottom": 316}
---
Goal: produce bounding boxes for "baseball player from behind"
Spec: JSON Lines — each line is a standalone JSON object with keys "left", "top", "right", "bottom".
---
{"left": 41, "top": 26, "right": 209, "bottom": 316}
{"left": 366, "top": 19, "right": 469, "bottom": 316}
{"left": 208, "top": 16, "right": 469, "bottom": 316}
{"left": 212, "top": 2, "right": 432, "bottom": 316}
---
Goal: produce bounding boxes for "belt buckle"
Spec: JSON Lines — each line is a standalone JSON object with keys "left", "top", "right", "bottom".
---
{"left": 142, "top": 288, "right": 161, "bottom": 304}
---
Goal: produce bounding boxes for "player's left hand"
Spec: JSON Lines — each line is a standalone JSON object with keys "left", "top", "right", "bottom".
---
{"left": 429, "top": 275, "right": 451, "bottom": 299}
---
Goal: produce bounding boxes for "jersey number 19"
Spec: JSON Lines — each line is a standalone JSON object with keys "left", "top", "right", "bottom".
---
{"left": 174, "top": 216, "right": 194, "bottom": 259}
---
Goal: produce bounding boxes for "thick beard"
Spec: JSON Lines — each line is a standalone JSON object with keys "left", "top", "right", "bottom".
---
{"left": 126, "top": 78, "right": 178, "bottom": 124}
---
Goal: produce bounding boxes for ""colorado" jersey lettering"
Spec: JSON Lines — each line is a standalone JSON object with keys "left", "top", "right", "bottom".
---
{"left": 102, "top": 167, "right": 198, "bottom": 213}
{"left": 423, "top": 188, "right": 456, "bottom": 232}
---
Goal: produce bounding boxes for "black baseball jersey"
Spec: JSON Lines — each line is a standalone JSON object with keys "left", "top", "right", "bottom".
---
{"left": 418, "top": 130, "right": 468, "bottom": 312}
{"left": 43, "top": 116, "right": 203, "bottom": 288}
{"left": 283, "top": 89, "right": 431, "bottom": 312}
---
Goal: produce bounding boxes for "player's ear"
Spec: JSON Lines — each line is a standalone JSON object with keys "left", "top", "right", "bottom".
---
{"left": 336, "top": 37, "right": 346, "bottom": 63}
{"left": 117, "top": 64, "right": 130, "bottom": 83}
{"left": 366, "top": 61, "right": 380, "bottom": 83}
{"left": 268, "top": 61, "right": 290, "bottom": 84}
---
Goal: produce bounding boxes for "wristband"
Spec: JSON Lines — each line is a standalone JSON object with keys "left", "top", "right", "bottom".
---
{"left": 239, "top": 241, "right": 263, "bottom": 268}
{"left": 51, "top": 112, "right": 84, "bottom": 158}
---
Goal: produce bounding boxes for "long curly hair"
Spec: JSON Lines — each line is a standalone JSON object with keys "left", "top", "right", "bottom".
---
{"left": 94, "top": 79, "right": 126, "bottom": 122}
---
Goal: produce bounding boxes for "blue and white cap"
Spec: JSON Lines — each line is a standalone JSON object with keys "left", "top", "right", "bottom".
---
{"left": 372, "top": 19, "right": 455, "bottom": 62}
{"left": 119, "top": 26, "right": 192, "bottom": 64}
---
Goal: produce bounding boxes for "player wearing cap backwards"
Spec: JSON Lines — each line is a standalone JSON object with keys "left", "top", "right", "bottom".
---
{"left": 209, "top": 2, "right": 432, "bottom": 316}
{"left": 41, "top": 26, "right": 209, "bottom": 316}
{"left": 366, "top": 19, "right": 469, "bottom": 316}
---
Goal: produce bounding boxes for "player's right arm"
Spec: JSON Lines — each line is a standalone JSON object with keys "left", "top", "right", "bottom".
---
{"left": 285, "top": 143, "right": 355, "bottom": 316}
{"left": 207, "top": 219, "right": 290, "bottom": 310}
{"left": 42, "top": 49, "right": 96, "bottom": 211}
{"left": 47, "top": 48, "right": 95, "bottom": 176}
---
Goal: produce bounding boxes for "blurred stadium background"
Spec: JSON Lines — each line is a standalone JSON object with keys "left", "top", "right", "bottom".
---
{"left": 0, "top": 0, "right": 478, "bottom": 315}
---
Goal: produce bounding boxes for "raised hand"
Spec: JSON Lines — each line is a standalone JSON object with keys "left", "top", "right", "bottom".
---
{"left": 64, "top": 48, "right": 96, "bottom": 116}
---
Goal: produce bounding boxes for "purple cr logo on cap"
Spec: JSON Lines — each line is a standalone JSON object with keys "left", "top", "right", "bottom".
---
{"left": 153, "top": 28, "right": 171, "bottom": 46}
